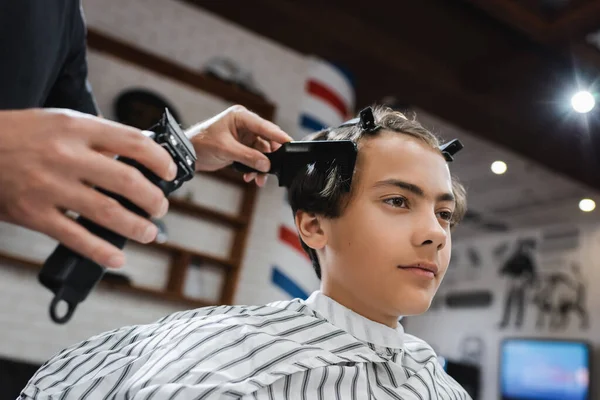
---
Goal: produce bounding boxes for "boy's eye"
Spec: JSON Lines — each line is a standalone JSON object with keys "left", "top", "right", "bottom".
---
{"left": 437, "top": 211, "right": 454, "bottom": 222}
{"left": 384, "top": 197, "right": 408, "bottom": 208}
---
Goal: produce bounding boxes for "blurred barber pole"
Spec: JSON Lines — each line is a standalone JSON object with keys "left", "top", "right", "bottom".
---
{"left": 270, "top": 57, "right": 355, "bottom": 299}
{"left": 297, "top": 58, "right": 355, "bottom": 139}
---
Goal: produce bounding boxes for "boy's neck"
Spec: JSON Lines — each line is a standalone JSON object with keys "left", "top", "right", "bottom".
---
{"left": 320, "top": 282, "right": 399, "bottom": 328}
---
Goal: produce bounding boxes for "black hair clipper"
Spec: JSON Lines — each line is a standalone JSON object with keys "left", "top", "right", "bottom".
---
{"left": 39, "top": 108, "right": 196, "bottom": 324}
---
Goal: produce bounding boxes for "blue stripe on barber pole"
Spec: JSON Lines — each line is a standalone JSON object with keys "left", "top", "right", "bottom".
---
{"left": 271, "top": 266, "right": 309, "bottom": 300}
{"left": 300, "top": 114, "right": 328, "bottom": 132}
{"left": 302, "top": 96, "right": 345, "bottom": 127}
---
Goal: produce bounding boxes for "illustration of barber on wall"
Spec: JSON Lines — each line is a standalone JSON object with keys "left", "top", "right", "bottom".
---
{"left": 532, "top": 263, "right": 589, "bottom": 331}
{"left": 498, "top": 238, "right": 538, "bottom": 329}
{"left": 498, "top": 237, "right": 589, "bottom": 331}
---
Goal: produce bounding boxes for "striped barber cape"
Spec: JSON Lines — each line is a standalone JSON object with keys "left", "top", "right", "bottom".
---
{"left": 20, "top": 291, "right": 470, "bottom": 400}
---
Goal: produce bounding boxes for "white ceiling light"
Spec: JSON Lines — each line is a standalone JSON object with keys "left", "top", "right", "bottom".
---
{"left": 579, "top": 198, "right": 596, "bottom": 212}
{"left": 491, "top": 161, "right": 507, "bottom": 175}
{"left": 571, "top": 91, "right": 595, "bottom": 113}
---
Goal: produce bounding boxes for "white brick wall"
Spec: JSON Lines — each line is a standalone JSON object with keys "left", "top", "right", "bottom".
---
{"left": 0, "top": 0, "right": 308, "bottom": 365}
{"left": 82, "top": 0, "right": 310, "bottom": 135}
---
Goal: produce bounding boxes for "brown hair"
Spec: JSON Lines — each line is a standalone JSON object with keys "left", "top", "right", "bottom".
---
{"left": 287, "top": 105, "right": 467, "bottom": 279}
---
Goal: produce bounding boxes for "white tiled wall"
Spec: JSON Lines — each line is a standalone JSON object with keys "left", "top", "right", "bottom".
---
{"left": 0, "top": 0, "right": 307, "bottom": 365}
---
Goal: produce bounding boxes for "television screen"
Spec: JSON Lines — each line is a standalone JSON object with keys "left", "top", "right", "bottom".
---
{"left": 500, "top": 339, "right": 590, "bottom": 400}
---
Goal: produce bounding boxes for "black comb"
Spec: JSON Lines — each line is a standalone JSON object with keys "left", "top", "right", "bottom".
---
{"left": 232, "top": 140, "right": 357, "bottom": 191}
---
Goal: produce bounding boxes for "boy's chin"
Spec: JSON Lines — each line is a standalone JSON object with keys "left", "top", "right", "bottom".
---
{"left": 392, "top": 290, "right": 435, "bottom": 316}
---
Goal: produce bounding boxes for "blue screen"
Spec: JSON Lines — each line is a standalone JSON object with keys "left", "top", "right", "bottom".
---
{"left": 501, "top": 340, "right": 590, "bottom": 400}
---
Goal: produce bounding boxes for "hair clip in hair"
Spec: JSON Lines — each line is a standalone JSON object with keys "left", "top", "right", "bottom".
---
{"left": 337, "top": 108, "right": 463, "bottom": 162}
{"left": 336, "top": 107, "right": 381, "bottom": 133}
{"left": 439, "top": 139, "right": 464, "bottom": 162}
{"left": 358, "top": 107, "right": 380, "bottom": 133}
{"left": 338, "top": 107, "right": 381, "bottom": 133}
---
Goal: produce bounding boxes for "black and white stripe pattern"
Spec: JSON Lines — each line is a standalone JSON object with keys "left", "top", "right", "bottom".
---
{"left": 19, "top": 292, "right": 469, "bottom": 399}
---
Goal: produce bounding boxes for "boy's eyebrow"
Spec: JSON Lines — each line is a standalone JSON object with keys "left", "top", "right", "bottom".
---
{"left": 373, "top": 179, "right": 456, "bottom": 203}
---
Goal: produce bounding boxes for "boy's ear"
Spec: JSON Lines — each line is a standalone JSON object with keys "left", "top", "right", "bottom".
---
{"left": 294, "top": 210, "right": 328, "bottom": 250}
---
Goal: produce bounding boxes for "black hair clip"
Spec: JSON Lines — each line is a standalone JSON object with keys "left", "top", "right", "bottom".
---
{"left": 338, "top": 107, "right": 464, "bottom": 162}
{"left": 337, "top": 106, "right": 381, "bottom": 133}
{"left": 358, "top": 107, "right": 380, "bottom": 133}
{"left": 439, "top": 139, "right": 464, "bottom": 162}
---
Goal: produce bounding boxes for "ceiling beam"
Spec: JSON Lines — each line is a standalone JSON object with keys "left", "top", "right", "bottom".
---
{"left": 185, "top": 0, "right": 600, "bottom": 191}
{"left": 458, "top": 46, "right": 549, "bottom": 93}
{"left": 460, "top": 0, "right": 548, "bottom": 41}
{"left": 551, "top": 1, "right": 600, "bottom": 40}
{"left": 463, "top": 0, "right": 600, "bottom": 70}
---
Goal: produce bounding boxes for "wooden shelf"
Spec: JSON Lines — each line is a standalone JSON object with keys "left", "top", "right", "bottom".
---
{"left": 107, "top": 284, "right": 212, "bottom": 309}
{"left": 147, "top": 241, "right": 234, "bottom": 270}
{"left": 168, "top": 197, "right": 247, "bottom": 228}
{"left": 0, "top": 252, "right": 214, "bottom": 309}
{"left": 203, "top": 168, "right": 249, "bottom": 187}
{"left": 87, "top": 29, "right": 275, "bottom": 120}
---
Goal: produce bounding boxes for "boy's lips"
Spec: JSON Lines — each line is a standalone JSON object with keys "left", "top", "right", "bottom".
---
{"left": 397, "top": 262, "right": 439, "bottom": 276}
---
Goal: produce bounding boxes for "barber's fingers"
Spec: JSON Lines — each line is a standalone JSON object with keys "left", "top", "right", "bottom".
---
{"left": 226, "top": 135, "right": 273, "bottom": 174}
{"left": 249, "top": 139, "right": 282, "bottom": 187}
{"left": 236, "top": 136, "right": 271, "bottom": 187}
{"left": 253, "top": 137, "right": 272, "bottom": 187}
{"left": 231, "top": 106, "right": 292, "bottom": 144}
{"left": 56, "top": 182, "right": 160, "bottom": 246}
{"left": 254, "top": 174, "right": 268, "bottom": 187}
{"left": 270, "top": 140, "right": 284, "bottom": 152}
{"left": 75, "top": 151, "right": 168, "bottom": 218}
{"left": 35, "top": 208, "right": 127, "bottom": 268}
{"left": 243, "top": 173, "right": 258, "bottom": 183}
{"left": 74, "top": 116, "right": 178, "bottom": 182}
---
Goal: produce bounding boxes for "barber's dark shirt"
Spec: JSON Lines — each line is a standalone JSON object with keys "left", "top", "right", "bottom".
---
{"left": 0, "top": 0, "right": 98, "bottom": 114}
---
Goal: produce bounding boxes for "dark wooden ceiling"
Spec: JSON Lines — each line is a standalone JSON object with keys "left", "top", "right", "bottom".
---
{"left": 184, "top": 0, "right": 600, "bottom": 191}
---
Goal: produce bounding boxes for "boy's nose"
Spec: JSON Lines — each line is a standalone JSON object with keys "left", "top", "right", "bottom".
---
{"left": 413, "top": 216, "right": 448, "bottom": 251}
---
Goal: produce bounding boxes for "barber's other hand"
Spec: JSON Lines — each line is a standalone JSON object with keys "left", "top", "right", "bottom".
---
{"left": 0, "top": 109, "right": 178, "bottom": 268}
{"left": 186, "top": 105, "right": 292, "bottom": 187}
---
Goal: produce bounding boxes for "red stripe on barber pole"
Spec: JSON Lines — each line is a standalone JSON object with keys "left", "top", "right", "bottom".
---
{"left": 307, "top": 57, "right": 355, "bottom": 108}
{"left": 307, "top": 80, "right": 349, "bottom": 119}
{"left": 279, "top": 225, "right": 310, "bottom": 260}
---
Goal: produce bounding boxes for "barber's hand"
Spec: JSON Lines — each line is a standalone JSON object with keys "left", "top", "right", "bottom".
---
{"left": 186, "top": 105, "right": 292, "bottom": 187}
{"left": 0, "top": 109, "right": 178, "bottom": 268}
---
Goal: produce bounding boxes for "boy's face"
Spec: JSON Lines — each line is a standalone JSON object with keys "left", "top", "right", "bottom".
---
{"left": 319, "top": 131, "right": 455, "bottom": 324}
